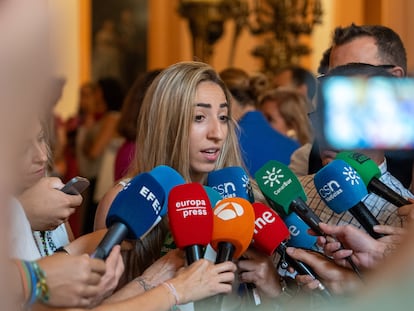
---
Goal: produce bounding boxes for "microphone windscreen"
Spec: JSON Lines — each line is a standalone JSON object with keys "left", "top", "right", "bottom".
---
{"left": 211, "top": 197, "right": 255, "bottom": 259}
{"left": 283, "top": 212, "right": 318, "bottom": 250}
{"left": 203, "top": 186, "right": 223, "bottom": 207}
{"left": 252, "top": 202, "right": 289, "bottom": 256}
{"left": 207, "top": 166, "right": 254, "bottom": 202}
{"left": 149, "top": 165, "right": 185, "bottom": 216}
{"left": 106, "top": 173, "right": 164, "bottom": 239}
{"left": 314, "top": 159, "right": 368, "bottom": 213}
{"left": 335, "top": 151, "right": 381, "bottom": 186}
{"left": 255, "top": 160, "right": 307, "bottom": 217}
{"left": 168, "top": 183, "right": 213, "bottom": 249}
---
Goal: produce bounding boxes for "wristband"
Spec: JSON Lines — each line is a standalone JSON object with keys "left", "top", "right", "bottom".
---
{"left": 162, "top": 281, "right": 180, "bottom": 305}
{"left": 54, "top": 246, "right": 69, "bottom": 254}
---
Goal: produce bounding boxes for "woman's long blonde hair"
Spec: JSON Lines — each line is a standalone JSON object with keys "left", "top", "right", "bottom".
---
{"left": 121, "top": 62, "right": 253, "bottom": 284}
{"left": 129, "top": 61, "right": 244, "bottom": 182}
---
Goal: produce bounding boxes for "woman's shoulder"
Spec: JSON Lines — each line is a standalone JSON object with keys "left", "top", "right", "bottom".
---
{"left": 93, "top": 180, "right": 127, "bottom": 230}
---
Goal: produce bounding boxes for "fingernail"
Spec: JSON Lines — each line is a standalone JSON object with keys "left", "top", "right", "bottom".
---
{"left": 286, "top": 247, "right": 294, "bottom": 255}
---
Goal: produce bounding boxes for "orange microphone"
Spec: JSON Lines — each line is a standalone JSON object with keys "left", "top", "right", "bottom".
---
{"left": 211, "top": 197, "right": 255, "bottom": 263}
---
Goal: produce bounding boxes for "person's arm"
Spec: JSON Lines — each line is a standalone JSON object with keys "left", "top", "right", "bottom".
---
{"left": 286, "top": 247, "right": 362, "bottom": 295}
{"left": 397, "top": 198, "right": 414, "bottom": 225}
{"left": 238, "top": 248, "right": 282, "bottom": 299}
{"left": 104, "top": 249, "right": 185, "bottom": 303}
{"left": 318, "top": 222, "right": 405, "bottom": 270}
{"left": 32, "top": 259, "right": 236, "bottom": 311}
{"left": 18, "top": 177, "right": 82, "bottom": 231}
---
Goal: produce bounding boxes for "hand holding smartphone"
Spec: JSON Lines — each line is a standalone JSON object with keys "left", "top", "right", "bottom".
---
{"left": 60, "top": 176, "right": 90, "bottom": 195}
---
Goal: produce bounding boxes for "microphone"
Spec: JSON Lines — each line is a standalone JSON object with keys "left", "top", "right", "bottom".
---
{"left": 255, "top": 160, "right": 324, "bottom": 236}
{"left": 92, "top": 173, "right": 165, "bottom": 259}
{"left": 252, "top": 202, "right": 332, "bottom": 299}
{"left": 256, "top": 161, "right": 362, "bottom": 276}
{"left": 168, "top": 183, "right": 213, "bottom": 264}
{"left": 336, "top": 151, "right": 410, "bottom": 207}
{"left": 211, "top": 197, "right": 255, "bottom": 263}
{"left": 199, "top": 197, "right": 255, "bottom": 310}
{"left": 283, "top": 212, "right": 319, "bottom": 251}
{"left": 313, "top": 159, "right": 385, "bottom": 239}
{"left": 207, "top": 166, "right": 254, "bottom": 202}
{"left": 148, "top": 165, "right": 186, "bottom": 215}
{"left": 203, "top": 186, "right": 223, "bottom": 207}
{"left": 207, "top": 167, "right": 259, "bottom": 305}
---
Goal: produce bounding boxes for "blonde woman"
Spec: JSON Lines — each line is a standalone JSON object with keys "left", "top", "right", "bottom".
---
{"left": 94, "top": 61, "right": 246, "bottom": 277}
{"left": 93, "top": 62, "right": 278, "bottom": 304}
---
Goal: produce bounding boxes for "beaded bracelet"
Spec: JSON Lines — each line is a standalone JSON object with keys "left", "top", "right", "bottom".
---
{"left": 162, "top": 282, "right": 180, "bottom": 306}
{"left": 32, "top": 261, "right": 49, "bottom": 303}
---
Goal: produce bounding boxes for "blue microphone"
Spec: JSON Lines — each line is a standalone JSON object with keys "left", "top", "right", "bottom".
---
{"left": 207, "top": 166, "right": 254, "bottom": 202}
{"left": 283, "top": 212, "right": 319, "bottom": 251}
{"left": 149, "top": 165, "right": 185, "bottom": 216}
{"left": 92, "top": 173, "right": 165, "bottom": 259}
{"left": 314, "top": 159, "right": 384, "bottom": 239}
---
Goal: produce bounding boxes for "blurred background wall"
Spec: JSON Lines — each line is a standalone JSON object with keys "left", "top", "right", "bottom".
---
{"left": 48, "top": 0, "right": 414, "bottom": 119}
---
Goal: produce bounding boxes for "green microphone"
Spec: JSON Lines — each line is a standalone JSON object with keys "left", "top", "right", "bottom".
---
{"left": 336, "top": 151, "right": 410, "bottom": 207}
{"left": 255, "top": 160, "right": 324, "bottom": 236}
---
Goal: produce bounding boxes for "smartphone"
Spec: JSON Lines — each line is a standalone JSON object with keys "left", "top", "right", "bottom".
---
{"left": 317, "top": 76, "right": 414, "bottom": 150}
{"left": 60, "top": 176, "right": 90, "bottom": 195}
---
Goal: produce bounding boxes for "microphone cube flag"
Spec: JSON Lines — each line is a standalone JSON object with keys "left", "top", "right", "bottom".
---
{"left": 255, "top": 160, "right": 307, "bottom": 217}
{"left": 207, "top": 166, "right": 254, "bottom": 202}
{"left": 313, "top": 159, "right": 368, "bottom": 213}
{"left": 211, "top": 197, "right": 255, "bottom": 259}
{"left": 283, "top": 212, "right": 318, "bottom": 250}
{"left": 149, "top": 165, "right": 185, "bottom": 216}
{"left": 106, "top": 173, "right": 165, "bottom": 239}
{"left": 168, "top": 183, "right": 213, "bottom": 249}
{"left": 335, "top": 151, "right": 381, "bottom": 186}
{"left": 252, "top": 203, "right": 290, "bottom": 256}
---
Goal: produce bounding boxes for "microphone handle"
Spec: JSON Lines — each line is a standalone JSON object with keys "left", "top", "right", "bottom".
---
{"left": 349, "top": 203, "right": 385, "bottom": 239}
{"left": 369, "top": 178, "right": 410, "bottom": 207}
{"left": 291, "top": 197, "right": 324, "bottom": 236}
{"left": 214, "top": 242, "right": 236, "bottom": 308}
{"left": 195, "top": 242, "right": 235, "bottom": 311}
{"left": 92, "top": 222, "right": 128, "bottom": 259}
{"left": 215, "top": 241, "right": 235, "bottom": 264}
{"left": 186, "top": 245, "right": 204, "bottom": 265}
{"left": 277, "top": 242, "right": 332, "bottom": 299}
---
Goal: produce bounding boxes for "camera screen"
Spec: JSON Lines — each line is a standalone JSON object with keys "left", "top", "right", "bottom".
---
{"left": 318, "top": 76, "right": 414, "bottom": 150}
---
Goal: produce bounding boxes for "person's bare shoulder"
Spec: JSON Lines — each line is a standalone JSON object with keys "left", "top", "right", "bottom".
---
{"left": 94, "top": 182, "right": 125, "bottom": 230}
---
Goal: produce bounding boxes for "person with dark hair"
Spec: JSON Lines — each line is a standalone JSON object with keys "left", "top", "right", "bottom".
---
{"left": 317, "top": 47, "right": 332, "bottom": 76}
{"left": 272, "top": 65, "right": 318, "bottom": 103}
{"left": 219, "top": 67, "right": 300, "bottom": 176}
{"left": 298, "top": 62, "right": 414, "bottom": 229}
{"left": 328, "top": 24, "right": 413, "bottom": 188}
{"left": 115, "top": 69, "right": 162, "bottom": 181}
{"left": 329, "top": 23, "right": 407, "bottom": 77}
{"left": 290, "top": 23, "right": 413, "bottom": 189}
